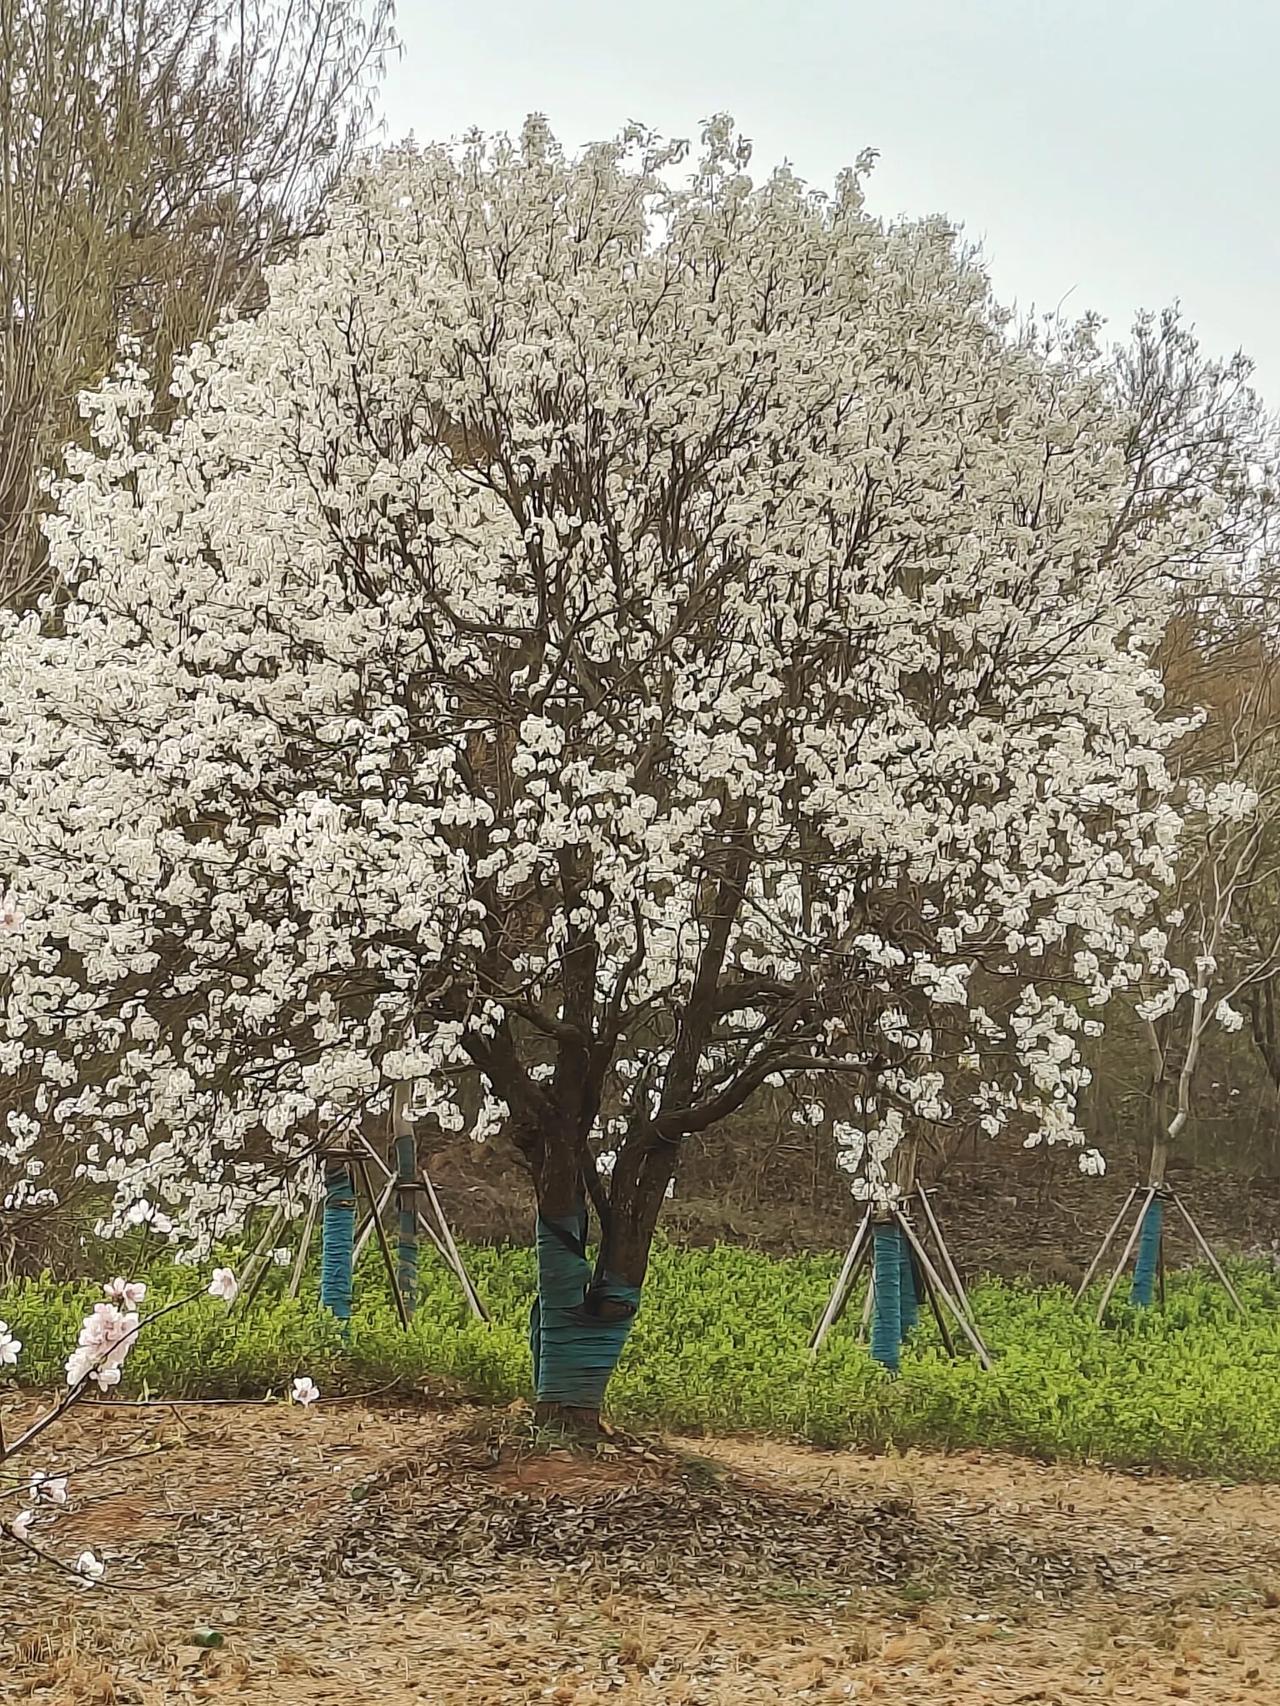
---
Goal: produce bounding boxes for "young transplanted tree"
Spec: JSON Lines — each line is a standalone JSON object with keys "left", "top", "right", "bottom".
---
{"left": 1120, "top": 650, "right": 1280, "bottom": 1303}
{"left": 0, "top": 121, "right": 1243, "bottom": 1423}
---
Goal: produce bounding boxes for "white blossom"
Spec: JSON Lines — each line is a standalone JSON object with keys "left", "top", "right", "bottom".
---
{"left": 0, "top": 1322, "right": 20, "bottom": 1367}
{"left": 0, "top": 120, "right": 1243, "bottom": 1238}
{"left": 1215, "top": 997, "right": 1245, "bottom": 1032}
{"left": 207, "top": 1268, "right": 239, "bottom": 1304}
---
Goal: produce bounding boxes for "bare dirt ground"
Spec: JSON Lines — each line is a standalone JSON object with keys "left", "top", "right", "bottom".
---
{"left": 5, "top": 1398, "right": 1280, "bottom": 1705}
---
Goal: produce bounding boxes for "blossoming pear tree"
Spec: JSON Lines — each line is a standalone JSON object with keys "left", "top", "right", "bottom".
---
{"left": 0, "top": 117, "right": 1242, "bottom": 1420}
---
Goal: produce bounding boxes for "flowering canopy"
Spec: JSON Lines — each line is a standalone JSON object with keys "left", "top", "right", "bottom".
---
{"left": 0, "top": 119, "right": 1241, "bottom": 1257}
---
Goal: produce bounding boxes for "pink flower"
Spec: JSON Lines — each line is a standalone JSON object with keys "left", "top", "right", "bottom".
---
{"left": 290, "top": 1376, "right": 319, "bottom": 1408}
{"left": 74, "top": 1550, "right": 105, "bottom": 1586}
{"left": 11, "top": 1509, "right": 33, "bottom": 1542}
{"left": 65, "top": 1302, "right": 140, "bottom": 1390}
{"left": 207, "top": 1267, "right": 238, "bottom": 1304}
{"left": 0, "top": 892, "right": 21, "bottom": 933}
{"left": 103, "top": 1277, "right": 147, "bottom": 1307}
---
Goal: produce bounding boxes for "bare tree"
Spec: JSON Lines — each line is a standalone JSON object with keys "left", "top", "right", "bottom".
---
{"left": 0, "top": 0, "right": 396, "bottom": 604}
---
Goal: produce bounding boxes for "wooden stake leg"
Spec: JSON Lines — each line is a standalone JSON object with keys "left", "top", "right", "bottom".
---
{"left": 1075, "top": 1184, "right": 1140, "bottom": 1301}
{"left": 354, "top": 1174, "right": 397, "bottom": 1264}
{"left": 858, "top": 1267, "right": 876, "bottom": 1342}
{"left": 828, "top": 1237, "right": 872, "bottom": 1338}
{"left": 916, "top": 1188, "right": 978, "bottom": 1329}
{"left": 917, "top": 1255, "right": 956, "bottom": 1357}
{"left": 1171, "top": 1193, "right": 1246, "bottom": 1315}
{"left": 236, "top": 1204, "right": 287, "bottom": 1310}
{"left": 810, "top": 1212, "right": 870, "bottom": 1354}
{"left": 355, "top": 1156, "right": 411, "bottom": 1331}
{"left": 420, "top": 1169, "right": 489, "bottom": 1322}
{"left": 287, "top": 1194, "right": 319, "bottom": 1301}
{"left": 897, "top": 1212, "right": 993, "bottom": 1370}
{"left": 1095, "top": 1187, "right": 1156, "bottom": 1323}
{"left": 915, "top": 1190, "right": 981, "bottom": 1331}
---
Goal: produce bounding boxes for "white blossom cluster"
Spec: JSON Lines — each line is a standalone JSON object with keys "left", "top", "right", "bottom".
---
{"left": 0, "top": 120, "right": 1242, "bottom": 1236}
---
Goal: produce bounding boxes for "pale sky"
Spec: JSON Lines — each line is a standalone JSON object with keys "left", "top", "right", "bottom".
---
{"left": 381, "top": 0, "right": 1280, "bottom": 407}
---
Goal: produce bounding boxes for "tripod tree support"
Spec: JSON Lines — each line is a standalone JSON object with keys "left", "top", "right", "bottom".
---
{"left": 811, "top": 1190, "right": 991, "bottom": 1371}
{"left": 1079, "top": 1183, "right": 1245, "bottom": 1319}
{"left": 354, "top": 1132, "right": 489, "bottom": 1322}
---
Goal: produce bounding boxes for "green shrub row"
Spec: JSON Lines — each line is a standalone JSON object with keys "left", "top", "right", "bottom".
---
{"left": 5, "top": 1240, "right": 1280, "bottom": 1478}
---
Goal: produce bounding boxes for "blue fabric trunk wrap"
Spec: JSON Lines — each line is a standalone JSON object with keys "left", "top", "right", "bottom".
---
{"left": 528, "top": 1208, "right": 641, "bottom": 1409}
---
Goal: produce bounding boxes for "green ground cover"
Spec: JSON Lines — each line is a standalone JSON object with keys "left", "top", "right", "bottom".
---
{"left": 4, "top": 1239, "right": 1277, "bottom": 1476}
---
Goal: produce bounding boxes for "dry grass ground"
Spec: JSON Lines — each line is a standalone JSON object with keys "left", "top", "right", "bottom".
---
{"left": 5, "top": 1397, "right": 1280, "bottom": 1704}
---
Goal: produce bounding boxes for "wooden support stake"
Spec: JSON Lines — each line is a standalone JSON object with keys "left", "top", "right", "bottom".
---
{"left": 810, "top": 1210, "right": 871, "bottom": 1355}
{"left": 918, "top": 1257, "right": 956, "bottom": 1358}
{"left": 287, "top": 1194, "right": 319, "bottom": 1302}
{"left": 1171, "top": 1192, "right": 1246, "bottom": 1315}
{"left": 355, "top": 1155, "right": 410, "bottom": 1331}
{"left": 353, "top": 1174, "right": 397, "bottom": 1265}
{"left": 828, "top": 1236, "right": 872, "bottom": 1337}
{"left": 858, "top": 1266, "right": 876, "bottom": 1342}
{"left": 915, "top": 1187, "right": 979, "bottom": 1329}
{"left": 897, "top": 1211, "right": 993, "bottom": 1369}
{"left": 419, "top": 1168, "right": 489, "bottom": 1323}
{"left": 1095, "top": 1186, "right": 1156, "bottom": 1323}
{"left": 235, "top": 1204, "right": 286, "bottom": 1310}
{"left": 1076, "top": 1184, "right": 1139, "bottom": 1301}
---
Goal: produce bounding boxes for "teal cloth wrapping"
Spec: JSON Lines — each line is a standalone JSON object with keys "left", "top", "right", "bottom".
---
{"left": 395, "top": 1130, "right": 418, "bottom": 1316}
{"left": 870, "top": 1221, "right": 903, "bottom": 1372}
{"left": 1130, "top": 1193, "right": 1164, "bottom": 1308}
{"left": 320, "top": 1165, "right": 355, "bottom": 1322}
{"left": 528, "top": 1210, "right": 641, "bottom": 1409}
{"left": 898, "top": 1228, "right": 920, "bottom": 1336}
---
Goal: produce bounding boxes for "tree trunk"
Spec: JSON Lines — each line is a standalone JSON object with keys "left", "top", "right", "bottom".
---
{"left": 532, "top": 1402, "right": 605, "bottom": 1436}
{"left": 869, "top": 1216, "right": 903, "bottom": 1372}
{"left": 528, "top": 1202, "right": 640, "bottom": 1425}
{"left": 320, "top": 1157, "right": 355, "bottom": 1322}
{"left": 392, "top": 1085, "right": 418, "bottom": 1316}
{"left": 1132, "top": 1076, "right": 1170, "bottom": 1308}
{"left": 522, "top": 1120, "right": 668, "bottom": 1424}
{"left": 1146, "top": 1074, "right": 1171, "bottom": 1190}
